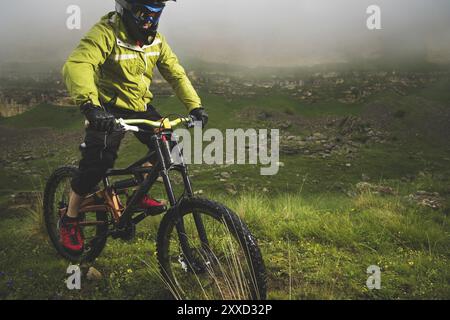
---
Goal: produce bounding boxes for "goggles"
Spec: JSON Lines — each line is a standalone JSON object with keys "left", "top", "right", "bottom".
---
{"left": 130, "top": 3, "right": 165, "bottom": 26}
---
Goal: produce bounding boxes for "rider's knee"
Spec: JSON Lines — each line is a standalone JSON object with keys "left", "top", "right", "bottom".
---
{"left": 72, "top": 149, "right": 117, "bottom": 196}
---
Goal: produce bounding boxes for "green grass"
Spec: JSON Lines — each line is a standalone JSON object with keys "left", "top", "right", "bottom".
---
{"left": 0, "top": 104, "right": 83, "bottom": 130}
{"left": 0, "top": 190, "right": 448, "bottom": 300}
{"left": 416, "top": 78, "right": 450, "bottom": 105}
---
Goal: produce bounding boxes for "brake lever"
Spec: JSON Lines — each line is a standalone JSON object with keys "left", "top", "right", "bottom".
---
{"left": 117, "top": 118, "right": 140, "bottom": 132}
{"left": 185, "top": 116, "right": 196, "bottom": 129}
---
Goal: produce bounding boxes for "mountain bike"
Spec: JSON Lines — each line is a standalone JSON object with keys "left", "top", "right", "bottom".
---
{"left": 43, "top": 115, "right": 267, "bottom": 300}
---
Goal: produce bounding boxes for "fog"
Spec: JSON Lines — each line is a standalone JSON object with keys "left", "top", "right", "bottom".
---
{"left": 0, "top": 0, "right": 449, "bottom": 67}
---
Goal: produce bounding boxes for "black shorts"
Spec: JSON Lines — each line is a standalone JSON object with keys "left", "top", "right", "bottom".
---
{"left": 70, "top": 105, "right": 162, "bottom": 196}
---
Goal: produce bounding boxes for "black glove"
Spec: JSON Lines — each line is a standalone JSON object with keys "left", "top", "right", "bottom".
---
{"left": 189, "top": 107, "right": 209, "bottom": 128}
{"left": 81, "top": 103, "right": 116, "bottom": 132}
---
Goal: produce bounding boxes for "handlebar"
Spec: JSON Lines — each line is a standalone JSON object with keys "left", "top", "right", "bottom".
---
{"left": 85, "top": 116, "right": 194, "bottom": 133}
{"left": 117, "top": 117, "right": 193, "bottom": 132}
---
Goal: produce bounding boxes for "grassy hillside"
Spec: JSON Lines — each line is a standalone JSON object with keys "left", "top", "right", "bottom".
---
{"left": 0, "top": 104, "right": 83, "bottom": 130}
{"left": 0, "top": 79, "right": 449, "bottom": 299}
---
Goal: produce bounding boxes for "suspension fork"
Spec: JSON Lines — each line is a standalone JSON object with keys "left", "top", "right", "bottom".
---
{"left": 177, "top": 164, "right": 210, "bottom": 250}
{"left": 167, "top": 135, "right": 210, "bottom": 251}
{"left": 153, "top": 134, "right": 193, "bottom": 256}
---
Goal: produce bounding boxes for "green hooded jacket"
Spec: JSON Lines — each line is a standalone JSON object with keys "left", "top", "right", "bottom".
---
{"left": 62, "top": 12, "right": 202, "bottom": 113}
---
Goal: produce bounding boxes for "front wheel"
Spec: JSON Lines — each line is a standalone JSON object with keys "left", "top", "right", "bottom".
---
{"left": 157, "top": 198, "right": 267, "bottom": 300}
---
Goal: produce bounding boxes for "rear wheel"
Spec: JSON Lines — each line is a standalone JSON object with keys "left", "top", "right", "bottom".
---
{"left": 43, "top": 166, "right": 109, "bottom": 263}
{"left": 157, "top": 198, "right": 267, "bottom": 300}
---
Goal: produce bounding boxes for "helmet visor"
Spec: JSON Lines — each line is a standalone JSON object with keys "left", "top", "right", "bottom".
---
{"left": 131, "top": 3, "right": 164, "bottom": 26}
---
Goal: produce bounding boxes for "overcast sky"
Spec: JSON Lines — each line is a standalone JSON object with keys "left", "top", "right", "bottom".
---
{"left": 0, "top": 0, "right": 449, "bottom": 67}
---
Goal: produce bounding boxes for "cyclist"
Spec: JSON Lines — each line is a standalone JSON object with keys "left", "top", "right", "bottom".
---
{"left": 61, "top": 0, "right": 208, "bottom": 253}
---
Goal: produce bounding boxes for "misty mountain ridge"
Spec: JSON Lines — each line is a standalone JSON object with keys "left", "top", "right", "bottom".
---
{"left": 1, "top": 55, "right": 450, "bottom": 79}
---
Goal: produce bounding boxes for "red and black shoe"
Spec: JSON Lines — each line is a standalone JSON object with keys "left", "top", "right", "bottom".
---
{"left": 139, "top": 195, "right": 167, "bottom": 216}
{"left": 59, "top": 216, "right": 84, "bottom": 254}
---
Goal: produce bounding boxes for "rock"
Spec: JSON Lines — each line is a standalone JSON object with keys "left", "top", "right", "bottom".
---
{"left": 220, "top": 172, "right": 231, "bottom": 179}
{"left": 257, "top": 111, "right": 271, "bottom": 120}
{"left": 420, "top": 198, "right": 441, "bottom": 210}
{"left": 312, "top": 132, "right": 327, "bottom": 141}
{"left": 280, "top": 121, "right": 292, "bottom": 129}
{"left": 86, "top": 267, "right": 102, "bottom": 281}
{"left": 356, "top": 182, "right": 396, "bottom": 195}
{"left": 415, "top": 190, "right": 438, "bottom": 196}
{"left": 377, "top": 186, "right": 395, "bottom": 195}
{"left": 407, "top": 191, "right": 442, "bottom": 210}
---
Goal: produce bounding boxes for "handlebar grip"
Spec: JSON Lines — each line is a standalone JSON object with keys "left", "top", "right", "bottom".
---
{"left": 85, "top": 119, "right": 122, "bottom": 128}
